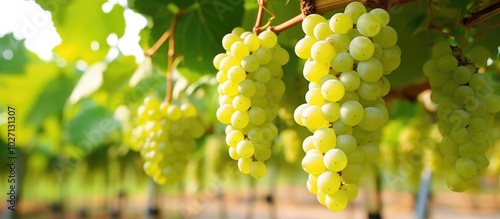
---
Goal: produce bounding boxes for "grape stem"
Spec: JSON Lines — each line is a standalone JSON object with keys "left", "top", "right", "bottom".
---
{"left": 143, "top": 10, "right": 183, "bottom": 103}
{"left": 463, "top": 1, "right": 500, "bottom": 28}
{"left": 166, "top": 11, "right": 183, "bottom": 104}
{"left": 253, "top": 0, "right": 266, "bottom": 34}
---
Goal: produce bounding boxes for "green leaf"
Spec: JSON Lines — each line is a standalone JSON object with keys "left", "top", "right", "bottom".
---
{"left": 68, "top": 62, "right": 107, "bottom": 104}
{"left": 130, "top": 0, "right": 244, "bottom": 81}
{"left": 65, "top": 104, "right": 119, "bottom": 155}
{"left": 102, "top": 56, "right": 137, "bottom": 93}
{"left": 25, "top": 75, "right": 75, "bottom": 127}
{"left": 38, "top": 0, "right": 126, "bottom": 64}
{"left": 0, "top": 34, "right": 29, "bottom": 74}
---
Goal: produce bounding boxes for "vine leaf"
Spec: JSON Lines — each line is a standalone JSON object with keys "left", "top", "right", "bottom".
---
{"left": 65, "top": 104, "right": 119, "bottom": 155}
{"left": 130, "top": 0, "right": 244, "bottom": 81}
{"left": 0, "top": 34, "right": 29, "bottom": 74}
{"left": 38, "top": 0, "right": 126, "bottom": 64}
{"left": 68, "top": 62, "right": 107, "bottom": 105}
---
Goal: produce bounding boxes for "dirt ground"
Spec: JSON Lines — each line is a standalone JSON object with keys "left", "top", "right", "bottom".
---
{"left": 3, "top": 185, "right": 500, "bottom": 219}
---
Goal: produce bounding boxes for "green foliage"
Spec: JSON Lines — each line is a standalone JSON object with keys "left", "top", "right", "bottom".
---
{"left": 37, "top": 0, "right": 126, "bottom": 64}
{"left": 0, "top": 34, "right": 29, "bottom": 74}
{"left": 130, "top": 0, "right": 245, "bottom": 81}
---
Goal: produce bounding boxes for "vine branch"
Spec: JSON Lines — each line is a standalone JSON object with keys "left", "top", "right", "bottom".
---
{"left": 268, "top": 0, "right": 420, "bottom": 35}
{"left": 166, "top": 11, "right": 183, "bottom": 103}
{"left": 144, "top": 11, "right": 183, "bottom": 103}
{"left": 463, "top": 0, "right": 500, "bottom": 28}
{"left": 253, "top": 0, "right": 266, "bottom": 34}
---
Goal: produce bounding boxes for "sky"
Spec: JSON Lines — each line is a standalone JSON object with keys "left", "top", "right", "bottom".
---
{"left": 0, "top": 0, "right": 147, "bottom": 63}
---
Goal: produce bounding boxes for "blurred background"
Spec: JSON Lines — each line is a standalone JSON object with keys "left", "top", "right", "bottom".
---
{"left": 0, "top": 0, "right": 499, "bottom": 218}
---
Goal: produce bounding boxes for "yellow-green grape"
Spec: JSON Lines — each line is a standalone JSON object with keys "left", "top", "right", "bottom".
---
{"left": 215, "top": 27, "right": 289, "bottom": 178}
{"left": 425, "top": 41, "right": 500, "bottom": 192}
{"left": 133, "top": 97, "right": 204, "bottom": 185}
{"left": 294, "top": 4, "right": 398, "bottom": 211}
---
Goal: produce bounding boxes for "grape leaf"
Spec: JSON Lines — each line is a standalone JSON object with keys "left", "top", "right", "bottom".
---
{"left": 130, "top": 0, "right": 244, "bottom": 81}
{"left": 68, "top": 62, "right": 107, "bottom": 105}
{"left": 37, "top": 0, "right": 125, "bottom": 64}
{"left": 65, "top": 104, "right": 119, "bottom": 155}
{"left": 26, "top": 75, "right": 75, "bottom": 127}
{"left": 0, "top": 34, "right": 29, "bottom": 74}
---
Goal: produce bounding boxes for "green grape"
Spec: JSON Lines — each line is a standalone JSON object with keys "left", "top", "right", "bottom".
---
{"left": 306, "top": 88, "right": 325, "bottom": 106}
{"left": 230, "top": 41, "right": 250, "bottom": 59}
{"left": 431, "top": 41, "right": 452, "bottom": 58}
{"left": 468, "top": 46, "right": 490, "bottom": 67}
{"left": 227, "top": 66, "right": 246, "bottom": 84}
{"left": 254, "top": 66, "right": 271, "bottom": 83}
{"left": 356, "top": 13, "right": 381, "bottom": 37}
{"left": 344, "top": 1, "right": 367, "bottom": 24}
{"left": 357, "top": 57, "right": 384, "bottom": 82}
{"left": 326, "top": 34, "right": 350, "bottom": 53}
{"left": 341, "top": 164, "right": 364, "bottom": 183}
{"left": 213, "top": 53, "right": 228, "bottom": 70}
{"left": 248, "top": 107, "right": 266, "bottom": 126}
{"left": 222, "top": 33, "right": 241, "bottom": 51}
{"left": 317, "top": 191, "right": 327, "bottom": 206}
{"left": 295, "top": 37, "right": 317, "bottom": 59}
{"left": 232, "top": 27, "right": 245, "bottom": 35}
{"left": 455, "top": 157, "right": 477, "bottom": 178}
{"left": 294, "top": 104, "right": 309, "bottom": 126}
{"left": 302, "top": 14, "right": 327, "bottom": 37}
{"left": 250, "top": 161, "right": 267, "bottom": 178}
{"left": 335, "top": 135, "right": 357, "bottom": 154}
{"left": 349, "top": 36, "right": 374, "bottom": 61}
{"left": 341, "top": 183, "right": 358, "bottom": 201}
{"left": 238, "top": 79, "right": 256, "bottom": 97}
{"left": 241, "top": 55, "right": 260, "bottom": 72}
{"left": 329, "top": 13, "right": 353, "bottom": 34}
{"left": 236, "top": 139, "right": 255, "bottom": 158}
{"left": 372, "top": 26, "right": 397, "bottom": 48}
{"left": 313, "top": 127, "right": 337, "bottom": 153}
{"left": 339, "top": 100, "right": 364, "bottom": 126}
{"left": 244, "top": 34, "right": 260, "bottom": 52}
{"left": 317, "top": 171, "right": 341, "bottom": 194}
{"left": 321, "top": 102, "right": 341, "bottom": 122}
{"left": 258, "top": 30, "right": 277, "bottom": 48}
{"left": 454, "top": 85, "right": 475, "bottom": 104}
{"left": 307, "top": 174, "right": 319, "bottom": 195}
{"left": 321, "top": 79, "right": 345, "bottom": 102}
{"left": 325, "top": 190, "right": 348, "bottom": 212}
{"left": 254, "top": 47, "right": 272, "bottom": 64}
{"left": 357, "top": 81, "right": 382, "bottom": 101}
{"left": 220, "top": 56, "right": 240, "bottom": 73}
{"left": 452, "top": 66, "right": 471, "bottom": 85}
{"left": 302, "top": 149, "right": 326, "bottom": 175}
{"left": 437, "top": 54, "right": 458, "bottom": 73}
{"left": 231, "top": 110, "right": 249, "bottom": 129}
{"left": 332, "top": 119, "right": 353, "bottom": 135}
{"left": 313, "top": 22, "right": 334, "bottom": 40}
{"left": 358, "top": 107, "right": 383, "bottom": 131}
{"left": 311, "top": 40, "right": 337, "bottom": 64}
{"left": 331, "top": 51, "right": 354, "bottom": 72}
{"left": 303, "top": 60, "right": 329, "bottom": 82}
{"left": 369, "top": 8, "right": 390, "bottom": 26}
{"left": 238, "top": 157, "right": 252, "bottom": 174}
{"left": 338, "top": 70, "right": 361, "bottom": 91}
{"left": 380, "top": 49, "right": 401, "bottom": 73}
{"left": 294, "top": 7, "right": 397, "bottom": 211}
{"left": 324, "top": 148, "right": 348, "bottom": 172}
{"left": 446, "top": 170, "right": 469, "bottom": 192}
{"left": 271, "top": 47, "right": 290, "bottom": 66}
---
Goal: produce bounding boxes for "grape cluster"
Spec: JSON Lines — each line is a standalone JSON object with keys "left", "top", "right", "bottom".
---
{"left": 130, "top": 97, "right": 204, "bottom": 184}
{"left": 213, "top": 27, "right": 289, "bottom": 178}
{"left": 424, "top": 42, "right": 500, "bottom": 192}
{"left": 293, "top": 2, "right": 399, "bottom": 211}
